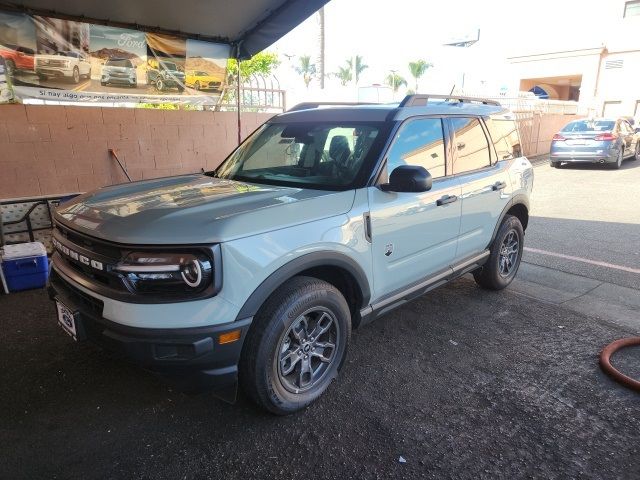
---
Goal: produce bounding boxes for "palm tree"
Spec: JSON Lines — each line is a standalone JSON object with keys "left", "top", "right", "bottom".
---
{"left": 408, "top": 59, "right": 433, "bottom": 92}
{"left": 347, "top": 55, "right": 368, "bottom": 84}
{"left": 385, "top": 72, "right": 407, "bottom": 93}
{"left": 334, "top": 65, "right": 352, "bottom": 86}
{"left": 295, "top": 55, "right": 316, "bottom": 89}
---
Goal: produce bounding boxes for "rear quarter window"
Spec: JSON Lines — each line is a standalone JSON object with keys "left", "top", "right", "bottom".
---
{"left": 487, "top": 117, "right": 522, "bottom": 161}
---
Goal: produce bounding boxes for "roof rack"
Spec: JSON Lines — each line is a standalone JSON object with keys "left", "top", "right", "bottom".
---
{"left": 287, "top": 101, "right": 381, "bottom": 112}
{"left": 399, "top": 94, "right": 501, "bottom": 107}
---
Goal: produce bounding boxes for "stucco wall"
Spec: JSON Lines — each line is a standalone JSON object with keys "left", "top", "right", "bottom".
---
{"left": 0, "top": 104, "right": 272, "bottom": 200}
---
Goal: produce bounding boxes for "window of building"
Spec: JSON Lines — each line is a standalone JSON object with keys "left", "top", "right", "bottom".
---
{"left": 450, "top": 117, "right": 491, "bottom": 174}
{"left": 487, "top": 117, "right": 522, "bottom": 161}
{"left": 624, "top": 1, "right": 640, "bottom": 17}
{"left": 386, "top": 118, "right": 446, "bottom": 179}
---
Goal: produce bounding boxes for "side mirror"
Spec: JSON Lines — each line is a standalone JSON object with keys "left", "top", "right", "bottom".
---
{"left": 635, "top": 127, "right": 640, "bottom": 134}
{"left": 381, "top": 165, "right": 432, "bottom": 193}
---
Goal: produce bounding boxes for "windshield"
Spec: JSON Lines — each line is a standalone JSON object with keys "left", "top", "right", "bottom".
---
{"left": 106, "top": 59, "right": 133, "bottom": 68}
{"left": 562, "top": 120, "right": 615, "bottom": 132}
{"left": 161, "top": 62, "right": 177, "bottom": 71}
{"left": 215, "top": 122, "right": 382, "bottom": 190}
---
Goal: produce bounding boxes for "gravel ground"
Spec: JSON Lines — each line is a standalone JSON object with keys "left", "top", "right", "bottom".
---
{"left": 1, "top": 278, "right": 639, "bottom": 480}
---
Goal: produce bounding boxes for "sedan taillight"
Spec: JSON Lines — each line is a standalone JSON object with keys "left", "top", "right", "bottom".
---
{"left": 594, "top": 132, "right": 617, "bottom": 141}
{"left": 552, "top": 134, "right": 565, "bottom": 141}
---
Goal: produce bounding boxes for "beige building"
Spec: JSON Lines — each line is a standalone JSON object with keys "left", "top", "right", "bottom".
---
{"left": 508, "top": 0, "right": 640, "bottom": 118}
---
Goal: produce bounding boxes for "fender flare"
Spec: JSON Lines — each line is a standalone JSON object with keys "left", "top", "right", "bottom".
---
{"left": 488, "top": 194, "right": 530, "bottom": 246}
{"left": 235, "top": 251, "right": 371, "bottom": 321}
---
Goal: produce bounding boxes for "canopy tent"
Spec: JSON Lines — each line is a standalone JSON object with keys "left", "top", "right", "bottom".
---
{"left": 0, "top": 0, "right": 329, "bottom": 58}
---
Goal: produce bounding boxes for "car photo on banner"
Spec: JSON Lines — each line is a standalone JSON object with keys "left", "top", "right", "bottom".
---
{"left": 0, "top": 10, "right": 229, "bottom": 105}
{"left": 90, "top": 24, "right": 147, "bottom": 92}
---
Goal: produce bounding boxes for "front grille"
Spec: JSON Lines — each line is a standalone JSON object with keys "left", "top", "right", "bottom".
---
{"left": 52, "top": 222, "right": 129, "bottom": 293}
{"left": 38, "top": 59, "right": 67, "bottom": 67}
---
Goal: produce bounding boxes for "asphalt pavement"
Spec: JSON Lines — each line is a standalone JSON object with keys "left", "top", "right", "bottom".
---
{"left": 1, "top": 155, "right": 640, "bottom": 480}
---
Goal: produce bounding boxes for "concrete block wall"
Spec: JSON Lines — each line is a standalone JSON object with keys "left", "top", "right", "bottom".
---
{"left": 0, "top": 104, "right": 273, "bottom": 199}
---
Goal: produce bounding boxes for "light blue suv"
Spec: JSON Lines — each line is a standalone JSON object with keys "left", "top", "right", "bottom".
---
{"left": 48, "top": 95, "right": 533, "bottom": 414}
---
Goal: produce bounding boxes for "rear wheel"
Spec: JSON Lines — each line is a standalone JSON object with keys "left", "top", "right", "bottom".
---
{"left": 550, "top": 161, "right": 560, "bottom": 168}
{"left": 473, "top": 215, "right": 524, "bottom": 291}
{"left": 72, "top": 66, "right": 80, "bottom": 84}
{"left": 240, "top": 276, "right": 351, "bottom": 415}
{"left": 611, "top": 149, "right": 623, "bottom": 169}
{"left": 633, "top": 143, "right": 639, "bottom": 161}
{"left": 195, "top": 81, "right": 201, "bottom": 90}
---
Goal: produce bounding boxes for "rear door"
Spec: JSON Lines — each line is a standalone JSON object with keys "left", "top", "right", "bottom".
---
{"left": 450, "top": 116, "right": 512, "bottom": 260}
{"left": 368, "top": 117, "right": 461, "bottom": 298}
{"left": 619, "top": 120, "right": 635, "bottom": 156}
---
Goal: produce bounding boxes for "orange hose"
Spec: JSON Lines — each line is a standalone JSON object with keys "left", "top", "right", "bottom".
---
{"left": 599, "top": 337, "right": 640, "bottom": 392}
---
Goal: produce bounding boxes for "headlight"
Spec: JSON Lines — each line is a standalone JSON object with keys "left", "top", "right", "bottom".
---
{"left": 115, "top": 251, "right": 217, "bottom": 298}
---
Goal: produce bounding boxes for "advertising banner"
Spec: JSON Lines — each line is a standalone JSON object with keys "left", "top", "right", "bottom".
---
{"left": 0, "top": 11, "right": 229, "bottom": 106}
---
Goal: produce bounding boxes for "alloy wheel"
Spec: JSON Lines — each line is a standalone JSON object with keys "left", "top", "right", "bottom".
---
{"left": 498, "top": 230, "right": 519, "bottom": 277}
{"left": 277, "top": 307, "right": 339, "bottom": 393}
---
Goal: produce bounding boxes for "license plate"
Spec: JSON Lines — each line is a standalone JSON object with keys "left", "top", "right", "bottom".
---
{"left": 566, "top": 140, "right": 585, "bottom": 145}
{"left": 56, "top": 301, "right": 78, "bottom": 340}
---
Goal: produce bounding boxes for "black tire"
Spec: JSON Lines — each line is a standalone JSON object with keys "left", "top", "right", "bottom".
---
{"left": 632, "top": 143, "right": 639, "bottom": 161}
{"left": 5, "top": 59, "right": 15, "bottom": 76}
{"left": 195, "top": 81, "right": 201, "bottom": 90}
{"left": 240, "top": 276, "right": 351, "bottom": 415}
{"left": 473, "top": 214, "right": 524, "bottom": 291}
{"left": 155, "top": 78, "right": 165, "bottom": 91}
{"left": 550, "top": 161, "right": 560, "bottom": 168}
{"left": 611, "top": 148, "right": 623, "bottom": 169}
{"left": 72, "top": 66, "right": 80, "bottom": 84}
{"left": 100, "top": 81, "right": 107, "bottom": 86}
{"left": 177, "top": 86, "right": 185, "bottom": 93}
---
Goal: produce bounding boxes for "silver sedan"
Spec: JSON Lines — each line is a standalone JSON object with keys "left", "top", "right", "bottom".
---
{"left": 550, "top": 118, "right": 639, "bottom": 169}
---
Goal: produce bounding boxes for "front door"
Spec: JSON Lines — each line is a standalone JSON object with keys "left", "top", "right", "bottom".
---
{"left": 368, "top": 117, "right": 461, "bottom": 300}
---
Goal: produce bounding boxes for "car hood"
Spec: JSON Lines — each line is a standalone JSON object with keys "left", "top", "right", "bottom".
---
{"left": 54, "top": 175, "right": 355, "bottom": 245}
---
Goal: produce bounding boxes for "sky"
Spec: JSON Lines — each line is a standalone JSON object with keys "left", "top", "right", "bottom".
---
{"left": 270, "top": 0, "right": 623, "bottom": 103}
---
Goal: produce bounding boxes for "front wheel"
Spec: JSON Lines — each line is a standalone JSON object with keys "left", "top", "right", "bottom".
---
{"left": 155, "top": 78, "right": 165, "bottom": 91}
{"left": 550, "top": 161, "right": 560, "bottom": 168}
{"left": 473, "top": 214, "right": 524, "bottom": 290}
{"left": 240, "top": 276, "right": 351, "bottom": 415}
{"left": 72, "top": 66, "right": 80, "bottom": 84}
{"left": 5, "top": 59, "right": 15, "bottom": 76}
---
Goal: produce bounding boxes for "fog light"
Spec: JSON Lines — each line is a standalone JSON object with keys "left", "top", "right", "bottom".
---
{"left": 218, "top": 329, "right": 242, "bottom": 345}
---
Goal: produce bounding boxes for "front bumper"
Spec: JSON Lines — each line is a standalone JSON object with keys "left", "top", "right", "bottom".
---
{"left": 48, "top": 268, "right": 252, "bottom": 400}
{"left": 103, "top": 75, "right": 136, "bottom": 85}
{"left": 36, "top": 67, "right": 72, "bottom": 77}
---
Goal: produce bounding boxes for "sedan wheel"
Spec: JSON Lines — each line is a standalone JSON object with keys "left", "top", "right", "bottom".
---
{"left": 612, "top": 149, "right": 623, "bottom": 169}
{"left": 633, "top": 143, "right": 640, "bottom": 161}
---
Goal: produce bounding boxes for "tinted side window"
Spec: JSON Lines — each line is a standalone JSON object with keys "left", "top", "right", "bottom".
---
{"left": 386, "top": 118, "right": 446, "bottom": 178}
{"left": 487, "top": 117, "right": 522, "bottom": 160}
{"left": 451, "top": 117, "right": 491, "bottom": 174}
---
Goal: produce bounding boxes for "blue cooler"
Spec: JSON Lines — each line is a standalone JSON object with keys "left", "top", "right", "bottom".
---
{"left": 1, "top": 242, "right": 49, "bottom": 292}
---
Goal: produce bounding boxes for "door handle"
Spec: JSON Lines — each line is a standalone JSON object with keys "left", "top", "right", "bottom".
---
{"left": 436, "top": 194, "right": 458, "bottom": 206}
{"left": 457, "top": 142, "right": 466, "bottom": 150}
{"left": 492, "top": 181, "right": 507, "bottom": 191}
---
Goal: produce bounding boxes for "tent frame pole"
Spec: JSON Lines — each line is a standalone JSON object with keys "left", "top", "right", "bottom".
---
{"left": 236, "top": 54, "right": 242, "bottom": 145}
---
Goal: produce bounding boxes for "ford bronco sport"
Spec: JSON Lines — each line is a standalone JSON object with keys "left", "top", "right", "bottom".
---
{"left": 48, "top": 95, "right": 533, "bottom": 415}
